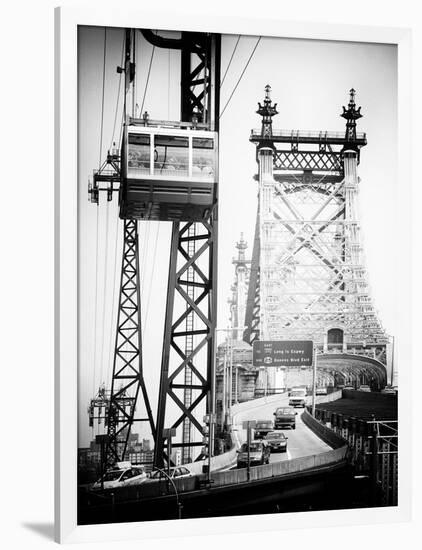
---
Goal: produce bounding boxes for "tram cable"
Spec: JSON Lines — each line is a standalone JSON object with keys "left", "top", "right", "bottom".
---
{"left": 106, "top": 207, "right": 120, "bottom": 391}
{"left": 143, "top": 222, "right": 160, "bottom": 330}
{"left": 140, "top": 219, "right": 151, "bottom": 288}
{"left": 98, "top": 27, "right": 107, "bottom": 169}
{"left": 92, "top": 27, "right": 108, "bottom": 395}
{"left": 220, "top": 35, "right": 240, "bottom": 88}
{"left": 110, "top": 34, "right": 125, "bottom": 150}
{"left": 99, "top": 200, "right": 111, "bottom": 386}
{"left": 220, "top": 36, "right": 261, "bottom": 119}
{"left": 140, "top": 44, "right": 156, "bottom": 117}
{"left": 92, "top": 206, "right": 101, "bottom": 399}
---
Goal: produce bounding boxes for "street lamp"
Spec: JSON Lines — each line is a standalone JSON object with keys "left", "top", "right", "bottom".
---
{"left": 215, "top": 326, "right": 246, "bottom": 427}
{"left": 234, "top": 363, "right": 242, "bottom": 404}
{"left": 311, "top": 345, "right": 318, "bottom": 417}
{"left": 152, "top": 467, "right": 182, "bottom": 519}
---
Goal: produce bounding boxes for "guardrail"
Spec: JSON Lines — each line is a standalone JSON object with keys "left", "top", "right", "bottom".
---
{"left": 302, "top": 409, "right": 348, "bottom": 449}
{"left": 250, "top": 129, "right": 367, "bottom": 140}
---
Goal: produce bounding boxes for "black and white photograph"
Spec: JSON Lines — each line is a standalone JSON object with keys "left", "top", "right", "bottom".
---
{"left": 75, "top": 23, "right": 400, "bottom": 526}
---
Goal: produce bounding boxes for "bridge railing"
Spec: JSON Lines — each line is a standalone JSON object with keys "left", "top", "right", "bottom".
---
{"left": 208, "top": 444, "right": 348, "bottom": 488}
{"left": 310, "top": 403, "right": 398, "bottom": 506}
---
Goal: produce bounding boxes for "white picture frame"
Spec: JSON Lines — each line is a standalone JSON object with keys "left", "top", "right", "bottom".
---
{"left": 55, "top": 5, "right": 412, "bottom": 544}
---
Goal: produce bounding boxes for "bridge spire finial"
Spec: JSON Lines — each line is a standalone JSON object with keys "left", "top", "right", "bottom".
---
{"left": 235, "top": 233, "right": 248, "bottom": 262}
{"left": 257, "top": 84, "right": 278, "bottom": 140}
{"left": 341, "top": 88, "right": 363, "bottom": 143}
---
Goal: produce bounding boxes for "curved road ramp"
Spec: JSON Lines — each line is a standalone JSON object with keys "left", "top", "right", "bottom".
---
{"left": 79, "top": 392, "right": 351, "bottom": 524}
{"left": 317, "top": 353, "right": 387, "bottom": 388}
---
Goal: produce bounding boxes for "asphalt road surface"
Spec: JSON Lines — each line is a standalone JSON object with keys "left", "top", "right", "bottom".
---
{"left": 231, "top": 394, "right": 332, "bottom": 466}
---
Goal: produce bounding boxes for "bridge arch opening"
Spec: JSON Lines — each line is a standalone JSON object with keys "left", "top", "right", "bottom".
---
{"left": 327, "top": 328, "right": 344, "bottom": 346}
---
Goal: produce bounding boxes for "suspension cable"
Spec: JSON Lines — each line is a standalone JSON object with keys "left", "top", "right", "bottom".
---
{"left": 167, "top": 48, "right": 171, "bottom": 119}
{"left": 92, "top": 205, "right": 100, "bottom": 397}
{"left": 99, "top": 200, "right": 110, "bottom": 386}
{"left": 220, "top": 35, "right": 240, "bottom": 88}
{"left": 220, "top": 36, "right": 261, "bottom": 119}
{"left": 140, "top": 44, "right": 155, "bottom": 116}
{"left": 107, "top": 209, "right": 120, "bottom": 391}
{"left": 140, "top": 219, "right": 151, "bottom": 289}
{"left": 98, "top": 27, "right": 107, "bottom": 169}
{"left": 143, "top": 222, "right": 160, "bottom": 330}
{"left": 110, "top": 34, "right": 125, "bottom": 150}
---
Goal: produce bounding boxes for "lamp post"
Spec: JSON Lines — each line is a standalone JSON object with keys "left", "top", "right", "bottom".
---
{"left": 215, "top": 326, "right": 246, "bottom": 427}
{"left": 311, "top": 346, "right": 318, "bottom": 417}
{"left": 162, "top": 428, "right": 176, "bottom": 479}
{"left": 95, "top": 434, "right": 109, "bottom": 491}
{"left": 221, "top": 351, "right": 227, "bottom": 429}
{"left": 153, "top": 467, "right": 182, "bottom": 519}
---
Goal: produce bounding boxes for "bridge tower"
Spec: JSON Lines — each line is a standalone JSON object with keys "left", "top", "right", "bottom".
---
{"left": 228, "top": 234, "right": 251, "bottom": 341}
{"left": 245, "top": 86, "right": 391, "bottom": 390}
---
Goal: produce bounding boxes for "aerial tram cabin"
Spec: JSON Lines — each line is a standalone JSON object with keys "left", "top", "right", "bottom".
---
{"left": 119, "top": 117, "right": 218, "bottom": 222}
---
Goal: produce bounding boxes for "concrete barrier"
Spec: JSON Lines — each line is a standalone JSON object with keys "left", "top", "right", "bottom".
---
{"left": 301, "top": 409, "right": 348, "bottom": 449}
{"left": 208, "top": 444, "right": 348, "bottom": 488}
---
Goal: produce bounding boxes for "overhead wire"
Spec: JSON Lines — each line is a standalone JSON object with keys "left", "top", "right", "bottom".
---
{"left": 92, "top": 206, "right": 100, "bottom": 400}
{"left": 220, "top": 35, "right": 241, "bottom": 88}
{"left": 140, "top": 43, "right": 156, "bottom": 116}
{"left": 143, "top": 223, "right": 160, "bottom": 330}
{"left": 168, "top": 48, "right": 171, "bottom": 119}
{"left": 99, "top": 200, "right": 110, "bottom": 386}
{"left": 219, "top": 36, "right": 261, "bottom": 119}
{"left": 140, "top": 221, "right": 151, "bottom": 301}
{"left": 98, "top": 27, "right": 107, "bottom": 169}
{"left": 93, "top": 27, "right": 107, "bottom": 398}
{"left": 110, "top": 34, "right": 125, "bottom": 150}
{"left": 106, "top": 207, "right": 120, "bottom": 392}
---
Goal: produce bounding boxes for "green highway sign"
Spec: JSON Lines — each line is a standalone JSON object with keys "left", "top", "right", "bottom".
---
{"left": 253, "top": 340, "right": 313, "bottom": 367}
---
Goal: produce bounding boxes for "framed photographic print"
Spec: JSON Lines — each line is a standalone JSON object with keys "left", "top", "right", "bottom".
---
{"left": 55, "top": 5, "right": 411, "bottom": 544}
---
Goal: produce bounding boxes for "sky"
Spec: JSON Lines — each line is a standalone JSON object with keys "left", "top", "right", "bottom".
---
{"left": 77, "top": 26, "right": 397, "bottom": 448}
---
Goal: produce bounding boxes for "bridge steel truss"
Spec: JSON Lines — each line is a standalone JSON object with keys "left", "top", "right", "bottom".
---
{"left": 151, "top": 32, "right": 221, "bottom": 468}
{"left": 245, "top": 88, "right": 390, "bottom": 388}
{"left": 87, "top": 29, "right": 221, "bottom": 471}
{"left": 105, "top": 219, "right": 156, "bottom": 469}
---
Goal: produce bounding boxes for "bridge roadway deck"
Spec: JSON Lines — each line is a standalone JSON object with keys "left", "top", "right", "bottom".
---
{"left": 229, "top": 393, "right": 332, "bottom": 468}
{"left": 78, "top": 392, "right": 347, "bottom": 523}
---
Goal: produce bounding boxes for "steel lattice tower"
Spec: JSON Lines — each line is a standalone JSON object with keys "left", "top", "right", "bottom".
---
{"left": 245, "top": 86, "right": 391, "bottom": 389}
{"left": 89, "top": 30, "right": 221, "bottom": 471}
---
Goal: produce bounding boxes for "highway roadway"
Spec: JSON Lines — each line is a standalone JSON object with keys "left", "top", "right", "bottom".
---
{"left": 230, "top": 394, "right": 332, "bottom": 466}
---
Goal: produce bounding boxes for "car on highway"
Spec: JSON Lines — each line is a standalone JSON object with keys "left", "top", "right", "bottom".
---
{"left": 91, "top": 464, "right": 148, "bottom": 491}
{"left": 274, "top": 406, "right": 297, "bottom": 429}
{"left": 315, "top": 387, "right": 328, "bottom": 396}
{"left": 236, "top": 440, "right": 270, "bottom": 468}
{"left": 288, "top": 387, "right": 307, "bottom": 407}
{"left": 145, "top": 467, "right": 193, "bottom": 482}
{"left": 358, "top": 384, "right": 371, "bottom": 392}
{"left": 254, "top": 420, "right": 274, "bottom": 439}
{"left": 381, "top": 386, "right": 397, "bottom": 395}
{"left": 264, "top": 431, "right": 288, "bottom": 453}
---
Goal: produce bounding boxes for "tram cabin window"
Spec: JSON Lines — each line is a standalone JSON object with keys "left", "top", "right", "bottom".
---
{"left": 154, "top": 135, "right": 189, "bottom": 177}
{"left": 126, "top": 127, "right": 217, "bottom": 181}
{"left": 192, "top": 137, "right": 214, "bottom": 177}
{"left": 128, "top": 134, "right": 150, "bottom": 175}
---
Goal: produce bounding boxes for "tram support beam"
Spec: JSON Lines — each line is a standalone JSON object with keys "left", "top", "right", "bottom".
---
{"left": 105, "top": 219, "right": 156, "bottom": 470}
